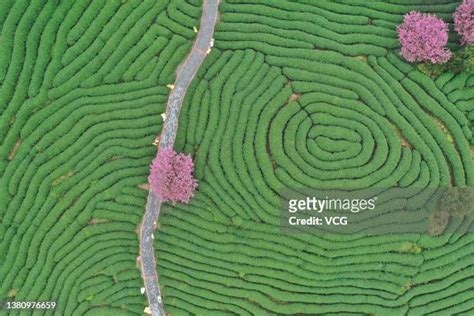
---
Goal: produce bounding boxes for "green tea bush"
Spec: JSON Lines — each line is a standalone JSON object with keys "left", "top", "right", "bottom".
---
{"left": 0, "top": 0, "right": 202, "bottom": 314}
{"left": 159, "top": 0, "right": 473, "bottom": 313}
{"left": 1, "top": 0, "right": 473, "bottom": 315}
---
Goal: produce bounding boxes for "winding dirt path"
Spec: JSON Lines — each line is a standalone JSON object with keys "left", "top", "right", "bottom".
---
{"left": 139, "top": 1, "right": 220, "bottom": 315}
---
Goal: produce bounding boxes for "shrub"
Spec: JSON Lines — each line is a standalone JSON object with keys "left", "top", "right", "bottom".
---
{"left": 417, "top": 45, "right": 474, "bottom": 77}
{"left": 454, "top": 0, "right": 474, "bottom": 45}
{"left": 149, "top": 148, "right": 198, "bottom": 204}
{"left": 447, "top": 45, "right": 474, "bottom": 73}
{"left": 461, "top": 45, "right": 474, "bottom": 72}
{"left": 416, "top": 62, "right": 447, "bottom": 78}
{"left": 397, "top": 11, "right": 451, "bottom": 64}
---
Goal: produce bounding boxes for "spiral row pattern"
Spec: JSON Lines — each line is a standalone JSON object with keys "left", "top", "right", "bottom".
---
{"left": 1, "top": 0, "right": 473, "bottom": 315}
{"left": 157, "top": 0, "right": 474, "bottom": 314}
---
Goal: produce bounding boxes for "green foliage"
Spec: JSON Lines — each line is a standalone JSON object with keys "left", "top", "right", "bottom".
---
{"left": 417, "top": 62, "right": 448, "bottom": 78}
{"left": 0, "top": 0, "right": 202, "bottom": 315}
{"left": 1, "top": 0, "right": 474, "bottom": 315}
{"left": 160, "top": 1, "right": 473, "bottom": 314}
{"left": 396, "top": 242, "right": 423, "bottom": 254}
{"left": 456, "top": 45, "right": 474, "bottom": 73}
{"left": 417, "top": 45, "right": 474, "bottom": 78}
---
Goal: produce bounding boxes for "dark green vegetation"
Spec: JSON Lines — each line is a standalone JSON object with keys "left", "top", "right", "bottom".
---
{"left": 1, "top": 0, "right": 473, "bottom": 315}
{"left": 157, "top": 0, "right": 474, "bottom": 315}
{"left": 0, "top": 0, "right": 201, "bottom": 315}
{"left": 418, "top": 46, "right": 474, "bottom": 78}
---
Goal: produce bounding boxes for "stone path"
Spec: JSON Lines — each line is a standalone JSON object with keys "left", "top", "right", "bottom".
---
{"left": 139, "top": 1, "right": 221, "bottom": 315}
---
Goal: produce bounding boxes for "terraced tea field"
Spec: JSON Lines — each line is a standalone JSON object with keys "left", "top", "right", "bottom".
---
{"left": 0, "top": 0, "right": 201, "bottom": 315}
{"left": 1, "top": 0, "right": 473, "bottom": 315}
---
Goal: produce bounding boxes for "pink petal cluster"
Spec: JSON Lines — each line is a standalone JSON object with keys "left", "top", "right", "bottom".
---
{"left": 454, "top": 0, "right": 474, "bottom": 45}
{"left": 149, "top": 148, "right": 198, "bottom": 204}
{"left": 397, "top": 11, "right": 451, "bottom": 64}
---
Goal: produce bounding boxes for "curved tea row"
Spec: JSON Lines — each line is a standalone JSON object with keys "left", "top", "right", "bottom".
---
{"left": 0, "top": 1, "right": 201, "bottom": 315}
{"left": 1, "top": 0, "right": 473, "bottom": 315}
{"left": 156, "top": 0, "right": 473, "bottom": 314}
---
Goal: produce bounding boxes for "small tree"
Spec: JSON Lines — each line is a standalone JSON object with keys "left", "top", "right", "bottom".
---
{"left": 454, "top": 0, "right": 474, "bottom": 45}
{"left": 397, "top": 11, "right": 451, "bottom": 64}
{"left": 149, "top": 148, "right": 198, "bottom": 204}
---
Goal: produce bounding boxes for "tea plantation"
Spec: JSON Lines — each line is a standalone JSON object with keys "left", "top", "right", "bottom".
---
{"left": 1, "top": 0, "right": 473, "bottom": 315}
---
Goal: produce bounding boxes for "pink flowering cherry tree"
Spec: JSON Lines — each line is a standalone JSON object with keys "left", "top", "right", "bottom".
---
{"left": 454, "top": 0, "right": 474, "bottom": 45}
{"left": 149, "top": 148, "right": 198, "bottom": 204}
{"left": 397, "top": 11, "right": 451, "bottom": 64}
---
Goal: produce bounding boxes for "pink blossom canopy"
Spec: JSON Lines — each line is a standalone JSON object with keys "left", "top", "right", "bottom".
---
{"left": 149, "top": 148, "right": 198, "bottom": 204}
{"left": 454, "top": 0, "right": 474, "bottom": 45}
{"left": 397, "top": 11, "right": 451, "bottom": 64}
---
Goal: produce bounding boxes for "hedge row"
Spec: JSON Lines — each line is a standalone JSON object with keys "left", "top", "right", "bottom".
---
{"left": 160, "top": 30, "right": 473, "bottom": 313}
{"left": 0, "top": 0, "right": 202, "bottom": 315}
